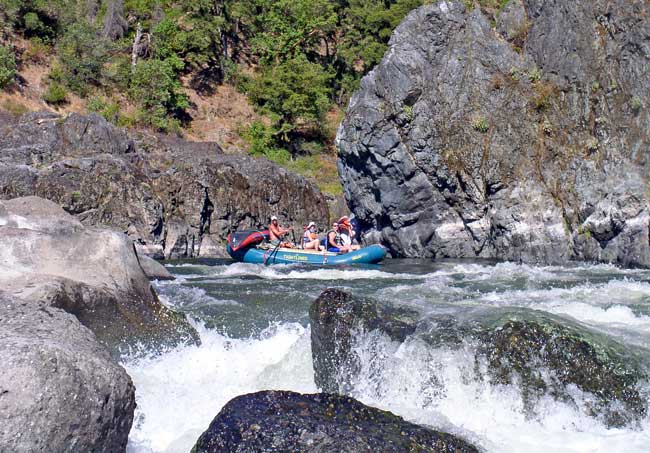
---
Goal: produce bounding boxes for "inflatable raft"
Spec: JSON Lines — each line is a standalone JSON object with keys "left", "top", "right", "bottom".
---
{"left": 226, "top": 230, "right": 387, "bottom": 265}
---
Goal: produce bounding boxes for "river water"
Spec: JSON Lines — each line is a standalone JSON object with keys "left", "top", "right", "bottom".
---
{"left": 123, "top": 259, "right": 650, "bottom": 452}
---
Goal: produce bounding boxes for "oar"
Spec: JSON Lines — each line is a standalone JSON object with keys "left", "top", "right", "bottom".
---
{"left": 265, "top": 239, "right": 282, "bottom": 266}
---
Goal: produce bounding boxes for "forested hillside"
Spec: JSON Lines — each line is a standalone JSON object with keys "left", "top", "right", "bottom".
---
{"left": 0, "top": 2, "right": 414, "bottom": 142}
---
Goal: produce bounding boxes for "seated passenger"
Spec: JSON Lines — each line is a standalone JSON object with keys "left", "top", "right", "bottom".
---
{"left": 338, "top": 216, "right": 360, "bottom": 251}
{"left": 303, "top": 222, "right": 324, "bottom": 251}
{"left": 269, "top": 215, "right": 293, "bottom": 248}
{"left": 321, "top": 222, "right": 350, "bottom": 254}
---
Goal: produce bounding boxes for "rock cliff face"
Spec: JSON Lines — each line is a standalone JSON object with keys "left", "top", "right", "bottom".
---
{"left": 0, "top": 295, "right": 135, "bottom": 452}
{"left": 0, "top": 112, "right": 329, "bottom": 258}
{"left": 337, "top": 0, "right": 650, "bottom": 266}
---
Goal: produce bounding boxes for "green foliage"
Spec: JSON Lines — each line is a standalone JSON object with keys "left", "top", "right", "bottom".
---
{"left": 129, "top": 57, "right": 189, "bottom": 132}
{"left": 472, "top": 116, "right": 489, "bottom": 133}
{"left": 0, "top": 45, "right": 17, "bottom": 88}
{"left": 403, "top": 105, "right": 414, "bottom": 122}
{"left": 87, "top": 96, "right": 120, "bottom": 124}
{"left": 631, "top": 97, "right": 644, "bottom": 112}
{"left": 242, "top": 120, "right": 287, "bottom": 159}
{"left": 23, "top": 36, "right": 50, "bottom": 63}
{"left": 1, "top": 0, "right": 428, "bottom": 159}
{"left": 43, "top": 83, "right": 67, "bottom": 104}
{"left": 246, "top": 54, "right": 334, "bottom": 137}
{"left": 57, "top": 21, "right": 110, "bottom": 95}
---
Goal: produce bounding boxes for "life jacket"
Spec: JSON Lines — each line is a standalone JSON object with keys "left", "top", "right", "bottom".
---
{"left": 321, "top": 229, "right": 342, "bottom": 247}
{"left": 303, "top": 230, "right": 318, "bottom": 242}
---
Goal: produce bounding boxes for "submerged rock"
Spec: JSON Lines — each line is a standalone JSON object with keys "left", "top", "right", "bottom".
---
{"left": 0, "top": 196, "right": 197, "bottom": 355}
{"left": 0, "top": 112, "right": 329, "bottom": 259}
{"left": 0, "top": 295, "right": 135, "bottom": 451}
{"left": 310, "top": 289, "right": 649, "bottom": 427}
{"left": 337, "top": 0, "right": 650, "bottom": 267}
{"left": 192, "top": 390, "right": 478, "bottom": 452}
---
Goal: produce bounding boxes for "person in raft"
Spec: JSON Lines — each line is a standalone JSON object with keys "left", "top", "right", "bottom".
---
{"left": 303, "top": 222, "right": 325, "bottom": 251}
{"left": 269, "top": 215, "right": 293, "bottom": 248}
{"left": 337, "top": 216, "right": 361, "bottom": 251}
{"left": 322, "top": 222, "right": 350, "bottom": 253}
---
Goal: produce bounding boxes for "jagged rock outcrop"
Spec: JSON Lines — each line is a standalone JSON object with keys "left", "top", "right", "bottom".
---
{"left": 0, "top": 112, "right": 329, "bottom": 258}
{"left": 192, "top": 390, "right": 478, "bottom": 452}
{"left": 337, "top": 0, "right": 650, "bottom": 266}
{"left": 0, "top": 295, "right": 135, "bottom": 452}
{"left": 310, "top": 289, "right": 649, "bottom": 427}
{"left": 0, "top": 196, "right": 197, "bottom": 355}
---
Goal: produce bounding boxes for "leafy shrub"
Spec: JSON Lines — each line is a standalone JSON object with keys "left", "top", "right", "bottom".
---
{"left": 130, "top": 57, "right": 189, "bottom": 132}
{"left": 631, "top": 97, "right": 643, "bottom": 112}
{"left": 57, "top": 22, "right": 110, "bottom": 96}
{"left": 0, "top": 45, "right": 17, "bottom": 88}
{"left": 472, "top": 116, "right": 489, "bottom": 133}
{"left": 87, "top": 96, "right": 120, "bottom": 123}
{"left": 43, "top": 83, "right": 67, "bottom": 104}
{"left": 23, "top": 37, "right": 50, "bottom": 63}
{"left": 246, "top": 54, "right": 334, "bottom": 139}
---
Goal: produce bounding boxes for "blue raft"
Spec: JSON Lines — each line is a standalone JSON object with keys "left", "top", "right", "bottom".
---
{"left": 226, "top": 230, "right": 387, "bottom": 265}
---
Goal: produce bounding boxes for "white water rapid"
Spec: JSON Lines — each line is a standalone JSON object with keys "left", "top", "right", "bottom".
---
{"left": 123, "top": 260, "right": 650, "bottom": 452}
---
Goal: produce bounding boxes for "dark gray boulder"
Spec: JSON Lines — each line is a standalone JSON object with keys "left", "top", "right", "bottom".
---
{"left": 0, "top": 196, "right": 197, "bottom": 355}
{"left": 0, "top": 296, "right": 135, "bottom": 452}
{"left": 192, "top": 390, "right": 478, "bottom": 453}
{"left": 337, "top": 0, "right": 650, "bottom": 266}
{"left": 0, "top": 112, "right": 329, "bottom": 259}
{"left": 310, "top": 289, "right": 649, "bottom": 427}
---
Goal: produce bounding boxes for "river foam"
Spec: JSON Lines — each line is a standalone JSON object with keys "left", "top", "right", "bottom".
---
{"left": 124, "top": 321, "right": 315, "bottom": 453}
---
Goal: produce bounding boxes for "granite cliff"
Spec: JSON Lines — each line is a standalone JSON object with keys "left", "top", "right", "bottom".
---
{"left": 337, "top": 0, "right": 650, "bottom": 266}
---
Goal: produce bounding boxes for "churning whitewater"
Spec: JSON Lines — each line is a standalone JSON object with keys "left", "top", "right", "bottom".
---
{"left": 123, "top": 260, "right": 650, "bottom": 452}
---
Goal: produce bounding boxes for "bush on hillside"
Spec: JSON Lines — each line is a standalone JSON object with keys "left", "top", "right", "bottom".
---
{"left": 57, "top": 21, "right": 110, "bottom": 96}
{"left": 42, "top": 83, "right": 67, "bottom": 104}
{"left": 0, "top": 45, "right": 17, "bottom": 88}
{"left": 129, "top": 57, "right": 189, "bottom": 132}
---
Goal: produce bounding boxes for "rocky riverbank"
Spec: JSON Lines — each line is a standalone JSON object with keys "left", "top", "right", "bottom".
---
{"left": 0, "top": 196, "right": 197, "bottom": 355}
{"left": 0, "top": 111, "right": 329, "bottom": 259}
{"left": 337, "top": 0, "right": 650, "bottom": 266}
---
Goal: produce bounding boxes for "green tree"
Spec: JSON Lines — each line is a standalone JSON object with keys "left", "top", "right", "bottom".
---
{"left": 129, "top": 57, "right": 189, "bottom": 132}
{"left": 0, "top": 45, "right": 17, "bottom": 88}
{"left": 57, "top": 21, "right": 110, "bottom": 95}
{"left": 246, "top": 54, "right": 334, "bottom": 139}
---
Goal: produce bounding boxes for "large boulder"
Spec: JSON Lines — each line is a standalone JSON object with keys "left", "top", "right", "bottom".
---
{"left": 0, "top": 112, "right": 329, "bottom": 258}
{"left": 0, "top": 196, "right": 197, "bottom": 355}
{"left": 310, "top": 289, "right": 649, "bottom": 427}
{"left": 192, "top": 390, "right": 478, "bottom": 452}
{"left": 337, "top": 0, "right": 650, "bottom": 266}
{"left": 0, "top": 296, "right": 135, "bottom": 451}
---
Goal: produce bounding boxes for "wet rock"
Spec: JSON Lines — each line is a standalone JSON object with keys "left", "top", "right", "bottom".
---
{"left": 0, "top": 112, "right": 329, "bottom": 259}
{"left": 310, "top": 289, "right": 649, "bottom": 427}
{"left": 138, "top": 254, "right": 175, "bottom": 281}
{"left": 192, "top": 390, "right": 478, "bottom": 453}
{"left": 337, "top": 1, "right": 650, "bottom": 267}
{"left": 0, "top": 196, "right": 197, "bottom": 355}
{"left": 310, "top": 288, "right": 419, "bottom": 393}
{"left": 0, "top": 295, "right": 135, "bottom": 451}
